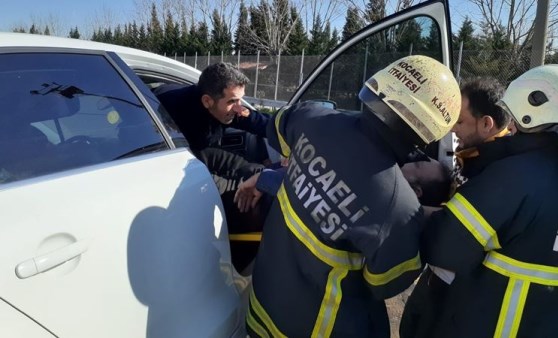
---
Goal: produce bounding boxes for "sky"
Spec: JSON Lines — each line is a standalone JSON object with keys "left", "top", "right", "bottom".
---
{"left": 0, "top": 1, "right": 483, "bottom": 38}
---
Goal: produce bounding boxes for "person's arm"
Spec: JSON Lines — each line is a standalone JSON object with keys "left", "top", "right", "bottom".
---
{"left": 231, "top": 108, "right": 271, "bottom": 138}
{"left": 234, "top": 168, "right": 286, "bottom": 212}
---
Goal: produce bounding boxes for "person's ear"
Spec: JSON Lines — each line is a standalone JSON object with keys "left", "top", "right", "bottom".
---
{"left": 480, "top": 115, "right": 495, "bottom": 133}
{"left": 201, "top": 94, "right": 214, "bottom": 109}
{"left": 411, "top": 183, "right": 423, "bottom": 199}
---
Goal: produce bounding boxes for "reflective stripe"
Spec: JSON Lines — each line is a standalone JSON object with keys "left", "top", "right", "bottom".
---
{"left": 494, "top": 278, "right": 530, "bottom": 338}
{"left": 311, "top": 268, "right": 348, "bottom": 338}
{"left": 483, "top": 251, "right": 558, "bottom": 286}
{"left": 446, "top": 193, "right": 501, "bottom": 250}
{"left": 277, "top": 185, "right": 364, "bottom": 270}
{"left": 274, "top": 106, "right": 291, "bottom": 157}
{"left": 229, "top": 232, "right": 262, "bottom": 241}
{"left": 363, "top": 254, "right": 421, "bottom": 286}
{"left": 247, "top": 308, "right": 270, "bottom": 338}
{"left": 249, "top": 289, "right": 287, "bottom": 338}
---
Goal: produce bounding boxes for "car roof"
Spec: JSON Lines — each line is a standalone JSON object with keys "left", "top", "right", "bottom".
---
{"left": 0, "top": 32, "right": 201, "bottom": 83}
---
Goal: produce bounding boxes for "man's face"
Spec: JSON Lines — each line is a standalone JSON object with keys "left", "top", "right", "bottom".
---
{"left": 451, "top": 96, "right": 485, "bottom": 151}
{"left": 204, "top": 85, "right": 246, "bottom": 124}
{"left": 401, "top": 160, "right": 443, "bottom": 189}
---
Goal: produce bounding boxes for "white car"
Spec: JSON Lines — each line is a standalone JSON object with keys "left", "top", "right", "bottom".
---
{"left": 0, "top": 0, "right": 454, "bottom": 336}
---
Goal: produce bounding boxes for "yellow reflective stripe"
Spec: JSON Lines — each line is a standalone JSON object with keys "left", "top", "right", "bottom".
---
{"left": 229, "top": 232, "right": 262, "bottom": 241}
{"left": 363, "top": 253, "right": 421, "bottom": 286}
{"left": 274, "top": 107, "right": 291, "bottom": 157}
{"left": 446, "top": 193, "right": 501, "bottom": 250}
{"left": 277, "top": 185, "right": 364, "bottom": 270}
{"left": 249, "top": 289, "right": 287, "bottom": 338}
{"left": 494, "top": 278, "right": 530, "bottom": 338}
{"left": 311, "top": 268, "right": 348, "bottom": 338}
{"left": 483, "top": 251, "right": 558, "bottom": 286}
{"left": 246, "top": 309, "right": 270, "bottom": 338}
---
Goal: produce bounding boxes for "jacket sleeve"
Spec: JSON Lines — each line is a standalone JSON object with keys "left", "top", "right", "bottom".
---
{"left": 346, "top": 207, "right": 424, "bottom": 300}
{"left": 255, "top": 168, "right": 286, "bottom": 196}
{"left": 421, "top": 162, "right": 526, "bottom": 274}
{"left": 231, "top": 108, "right": 270, "bottom": 138}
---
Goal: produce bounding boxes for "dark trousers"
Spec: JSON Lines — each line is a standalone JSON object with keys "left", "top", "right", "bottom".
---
{"left": 400, "top": 267, "right": 450, "bottom": 338}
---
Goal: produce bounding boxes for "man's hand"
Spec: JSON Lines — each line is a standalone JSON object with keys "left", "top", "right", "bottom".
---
{"left": 239, "top": 107, "right": 250, "bottom": 117}
{"left": 234, "top": 172, "right": 263, "bottom": 213}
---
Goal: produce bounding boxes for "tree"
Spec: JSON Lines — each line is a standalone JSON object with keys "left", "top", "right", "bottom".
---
{"left": 365, "top": 0, "right": 385, "bottom": 23}
{"left": 29, "top": 24, "right": 39, "bottom": 35}
{"left": 69, "top": 26, "right": 81, "bottom": 39}
{"left": 342, "top": 6, "right": 365, "bottom": 41}
{"left": 308, "top": 15, "right": 330, "bottom": 54}
{"left": 148, "top": 3, "right": 164, "bottom": 53}
{"left": 190, "top": 22, "right": 210, "bottom": 53}
{"left": 210, "top": 9, "right": 233, "bottom": 54}
{"left": 234, "top": 0, "right": 253, "bottom": 53}
{"left": 286, "top": 6, "right": 308, "bottom": 55}
{"left": 163, "top": 10, "right": 180, "bottom": 54}
{"left": 396, "top": 19, "right": 423, "bottom": 53}
{"left": 44, "top": 26, "right": 51, "bottom": 36}
{"left": 453, "top": 16, "right": 480, "bottom": 50}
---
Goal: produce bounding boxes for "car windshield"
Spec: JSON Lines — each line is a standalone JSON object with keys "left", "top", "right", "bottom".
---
{"left": 0, "top": 52, "right": 167, "bottom": 184}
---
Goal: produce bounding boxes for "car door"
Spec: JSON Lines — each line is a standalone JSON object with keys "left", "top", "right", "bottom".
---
{"left": 288, "top": 0, "right": 455, "bottom": 167}
{"left": 0, "top": 48, "right": 243, "bottom": 337}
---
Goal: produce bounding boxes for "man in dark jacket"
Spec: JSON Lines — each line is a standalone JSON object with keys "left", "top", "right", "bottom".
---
{"left": 246, "top": 55, "right": 461, "bottom": 338}
{"left": 406, "top": 65, "right": 558, "bottom": 338}
{"left": 155, "top": 62, "right": 270, "bottom": 231}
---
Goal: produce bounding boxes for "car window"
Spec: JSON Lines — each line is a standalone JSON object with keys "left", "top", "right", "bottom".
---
{"left": 299, "top": 16, "right": 442, "bottom": 112}
{"left": 0, "top": 53, "right": 167, "bottom": 184}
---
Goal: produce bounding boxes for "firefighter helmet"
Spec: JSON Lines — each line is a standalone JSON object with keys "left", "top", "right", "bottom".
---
{"left": 359, "top": 55, "right": 461, "bottom": 144}
{"left": 498, "top": 64, "right": 558, "bottom": 133}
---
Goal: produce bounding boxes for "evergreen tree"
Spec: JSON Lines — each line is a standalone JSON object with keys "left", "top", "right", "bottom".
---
{"left": 13, "top": 27, "right": 26, "bottom": 33}
{"left": 210, "top": 9, "right": 233, "bottom": 54}
{"left": 43, "top": 26, "right": 50, "bottom": 36}
{"left": 342, "top": 7, "right": 364, "bottom": 41}
{"left": 69, "top": 26, "right": 80, "bottom": 39}
{"left": 29, "top": 24, "right": 39, "bottom": 34}
{"left": 178, "top": 17, "right": 190, "bottom": 54}
{"left": 249, "top": 3, "right": 267, "bottom": 50}
{"left": 308, "top": 15, "right": 329, "bottom": 55}
{"left": 396, "top": 19, "right": 423, "bottom": 53}
{"left": 328, "top": 27, "right": 339, "bottom": 52}
{"left": 190, "top": 22, "right": 210, "bottom": 54}
{"left": 234, "top": 0, "right": 253, "bottom": 54}
{"left": 113, "top": 25, "right": 124, "bottom": 45}
{"left": 454, "top": 16, "right": 479, "bottom": 50}
{"left": 286, "top": 6, "right": 307, "bottom": 55}
{"left": 366, "top": 0, "right": 386, "bottom": 24}
{"left": 163, "top": 10, "right": 180, "bottom": 54}
{"left": 138, "top": 24, "right": 148, "bottom": 50}
{"left": 148, "top": 3, "right": 164, "bottom": 53}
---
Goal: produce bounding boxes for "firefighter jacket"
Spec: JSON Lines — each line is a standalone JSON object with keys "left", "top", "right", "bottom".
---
{"left": 247, "top": 102, "right": 425, "bottom": 338}
{"left": 422, "top": 132, "right": 558, "bottom": 338}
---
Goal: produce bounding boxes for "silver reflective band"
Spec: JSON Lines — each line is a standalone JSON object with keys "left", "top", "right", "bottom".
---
{"left": 277, "top": 185, "right": 364, "bottom": 270}
{"left": 484, "top": 251, "right": 558, "bottom": 286}
{"left": 447, "top": 193, "right": 501, "bottom": 250}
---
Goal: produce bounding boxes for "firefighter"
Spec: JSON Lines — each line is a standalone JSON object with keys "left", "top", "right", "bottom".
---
{"left": 246, "top": 55, "right": 461, "bottom": 338}
{"left": 412, "top": 64, "right": 558, "bottom": 338}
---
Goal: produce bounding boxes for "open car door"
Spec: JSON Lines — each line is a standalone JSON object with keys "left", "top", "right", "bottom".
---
{"left": 288, "top": 0, "right": 455, "bottom": 167}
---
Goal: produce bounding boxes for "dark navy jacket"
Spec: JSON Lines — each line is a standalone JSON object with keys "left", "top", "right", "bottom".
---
{"left": 247, "top": 102, "right": 425, "bottom": 338}
{"left": 422, "top": 132, "right": 558, "bottom": 338}
{"left": 154, "top": 83, "right": 269, "bottom": 154}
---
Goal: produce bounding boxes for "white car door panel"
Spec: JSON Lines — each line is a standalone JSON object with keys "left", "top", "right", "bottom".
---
{"left": 0, "top": 150, "right": 241, "bottom": 337}
{"left": 0, "top": 298, "right": 54, "bottom": 337}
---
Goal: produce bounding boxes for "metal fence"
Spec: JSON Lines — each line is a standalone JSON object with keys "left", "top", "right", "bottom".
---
{"left": 166, "top": 49, "right": 536, "bottom": 104}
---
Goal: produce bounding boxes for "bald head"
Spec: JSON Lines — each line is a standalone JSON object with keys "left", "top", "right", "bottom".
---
{"left": 401, "top": 160, "right": 451, "bottom": 206}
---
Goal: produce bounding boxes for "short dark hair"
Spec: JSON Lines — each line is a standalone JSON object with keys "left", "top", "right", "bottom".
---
{"left": 460, "top": 77, "right": 511, "bottom": 129}
{"left": 418, "top": 163, "right": 452, "bottom": 207}
{"left": 198, "top": 62, "right": 249, "bottom": 100}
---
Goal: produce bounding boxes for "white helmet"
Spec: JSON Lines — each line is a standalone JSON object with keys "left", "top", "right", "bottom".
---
{"left": 498, "top": 64, "right": 558, "bottom": 133}
{"left": 359, "top": 55, "right": 461, "bottom": 144}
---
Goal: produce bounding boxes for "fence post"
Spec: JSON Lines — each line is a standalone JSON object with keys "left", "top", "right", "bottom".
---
{"left": 174, "top": 52, "right": 177, "bottom": 60}
{"left": 409, "top": 43, "right": 413, "bottom": 56}
{"left": 327, "top": 62, "right": 334, "bottom": 100}
{"left": 195, "top": 52, "right": 198, "bottom": 69}
{"left": 183, "top": 52, "right": 186, "bottom": 64}
{"left": 361, "top": 43, "right": 369, "bottom": 111}
{"left": 221, "top": 50, "right": 224, "bottom": 62}
{"left": 237, "top": 50, "right": 241, "bottom": 69}
{"left": 456, "top": 41, "right": 464, "bottom": 83}
{"left": 299, "top": 48, "right": 305, "bottom": 85}
{"left": 208, "top": 51, "right": 211, "bottom": 66}
{"left": 254, "top": 50, "right": 260, "bottom": 98}
{"left": 275, "top": 50, "right": 281, "bottom": 101}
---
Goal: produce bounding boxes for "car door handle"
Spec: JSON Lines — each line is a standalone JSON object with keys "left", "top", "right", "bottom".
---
{"left": 15, "top": 240, "right": 89, "bottom": 279}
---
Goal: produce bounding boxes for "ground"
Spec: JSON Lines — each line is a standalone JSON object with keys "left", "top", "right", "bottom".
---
{"left": 386, "top": 283, "right": 416, "bottom": 338}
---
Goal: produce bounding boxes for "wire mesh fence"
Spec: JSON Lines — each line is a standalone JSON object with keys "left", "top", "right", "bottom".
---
{"left": 167, "top": 49, "right": 538, "bottom": 104}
